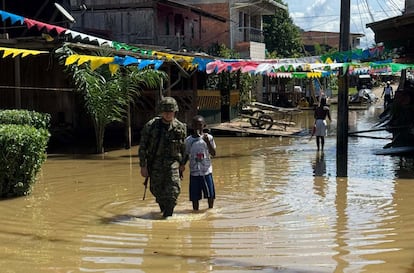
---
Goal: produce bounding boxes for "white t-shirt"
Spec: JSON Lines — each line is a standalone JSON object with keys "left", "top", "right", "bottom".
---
{"left": 384, "top": 86, "right": 393, "bottom": 95}
{"left": 185, "top": 134, "right": 216, "bottom": 176}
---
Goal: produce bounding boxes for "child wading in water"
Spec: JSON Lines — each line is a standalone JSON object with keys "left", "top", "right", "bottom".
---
{"left": 184, "top": 115, "right": 216, "bottom": 210}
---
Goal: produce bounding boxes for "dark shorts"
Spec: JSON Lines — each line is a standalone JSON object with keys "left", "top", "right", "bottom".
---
{"left": 189, "top": 173, "right": 215, "bottom": 201}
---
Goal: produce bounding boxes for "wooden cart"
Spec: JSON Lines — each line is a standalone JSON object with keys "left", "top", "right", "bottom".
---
{"left": 241, "top": 102, "right": 302, "bottom": 131}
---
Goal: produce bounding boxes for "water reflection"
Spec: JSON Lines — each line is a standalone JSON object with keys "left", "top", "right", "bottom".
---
{"left": 395, "top": 157, "right": 414, "bottom": 179}
{"left": 313, "top": 152, "right": 327, "bottom": 177}
{"left": 1, "top": 105, "right": 414, "bottom": 272}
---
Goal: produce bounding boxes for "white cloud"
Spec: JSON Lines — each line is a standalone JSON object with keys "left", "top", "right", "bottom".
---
{"left": 285, "top": 0, "right": 405, "bottom": 49}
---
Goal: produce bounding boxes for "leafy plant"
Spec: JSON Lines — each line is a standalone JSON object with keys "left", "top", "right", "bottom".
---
{"left": 0, "top": 124, "right": 50, "bottom": 198}
{"left": 0, "top": 109, "right": 50, "bottom": 129}
{"left": 263, "top": 0, "right": 304, "bottom": 58}
{"left": 56, "top": 45, "right": 167, "bottom": 153}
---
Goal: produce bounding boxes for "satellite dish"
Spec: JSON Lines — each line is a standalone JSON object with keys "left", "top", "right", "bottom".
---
{"left": 54, "top": 3, "right": 76, "bottom": 23}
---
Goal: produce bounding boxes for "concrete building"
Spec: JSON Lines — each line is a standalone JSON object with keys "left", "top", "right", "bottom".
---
{"left": 185, "top": 0, "right": 287, "bottom": 59}
{"left": 301, "top": 31, "right": 364, "bottom": 55}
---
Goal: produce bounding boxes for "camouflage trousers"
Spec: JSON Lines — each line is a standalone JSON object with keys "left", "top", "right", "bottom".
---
{"left": 149, "top": 160, "right": 181, "bottom": 209}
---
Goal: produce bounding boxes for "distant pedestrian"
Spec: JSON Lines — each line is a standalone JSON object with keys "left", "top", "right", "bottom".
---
{"left": 184, "top": 115, "right": 216, "bottom": 211}
{"left": 138, "top": 97, "right": 187, "bottom": 218}
{"left": 381, "top": 81, "right": 393, "bottom": 108}
{"left": 313, "top": 97, "right": 331, "bottom": 151}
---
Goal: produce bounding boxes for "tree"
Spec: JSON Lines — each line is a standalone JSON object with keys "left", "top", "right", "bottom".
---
{"left": 57, "top": 46, "right": 167, "bottom": 153}
{"left": 263, "top": 0, "right": 303, "bottom": 58}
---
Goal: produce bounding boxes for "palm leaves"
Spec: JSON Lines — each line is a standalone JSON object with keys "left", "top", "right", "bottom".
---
{"left": 57, "top": 45, "right": 167, "bottom": 153}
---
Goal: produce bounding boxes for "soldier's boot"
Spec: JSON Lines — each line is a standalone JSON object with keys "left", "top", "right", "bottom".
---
{"left": 163, "top": 205, "right": 174, "bottom": 218}
{"left": 159, "top": 203, "right": 165, "bottom": 213}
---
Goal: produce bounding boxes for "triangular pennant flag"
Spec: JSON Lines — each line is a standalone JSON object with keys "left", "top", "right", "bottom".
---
{"left": 76, "top": 55, "right": 91, "bottom": 66}
{"left": 0, "top": 47, "right": 48, "bottom": 58}
{"left": 108, "top": 64, "right": 120, "bottom": 75}
{"left": 123, "top": 56, "right": 139, "bottom": 66}
{"left": 89, "top": 56, "right": 114, "bottom": 70}
{"left": 0, "top": 10, "right": 24, "bottom": 25}
{"left": 112, "top": 41, "right": 152, "bottom": 55}
{"left": 65, "top": 30, "right": 112, "bottom": 46}
{"left": 193, "top": 57, "right": 211, "bottom": 72}
{"left": 24, "top": 18, "right": 66, "bottom": 34}
{"left": 65, "top": 55, "right": 80, "bottom": 66}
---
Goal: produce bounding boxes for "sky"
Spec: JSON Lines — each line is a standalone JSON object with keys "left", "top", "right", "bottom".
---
{"left": 283, "top": 0, "right": 405, "bottom": 49}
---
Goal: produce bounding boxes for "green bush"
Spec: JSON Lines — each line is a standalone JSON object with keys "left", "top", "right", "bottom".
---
{"left": 0, "top": 109, "right": 50, "bottom": 129}
{"left": 0, "top": 115, "right": 50, "bottom": 198}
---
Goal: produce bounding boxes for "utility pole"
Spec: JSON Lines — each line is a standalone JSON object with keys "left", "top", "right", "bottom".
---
{"left": 337, "top": 0, "right": 350, "bottom": 177}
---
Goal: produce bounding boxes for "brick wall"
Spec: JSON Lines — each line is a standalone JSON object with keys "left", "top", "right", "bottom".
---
{"left": 194, "top": 3, "right": 230, "bottom": 49}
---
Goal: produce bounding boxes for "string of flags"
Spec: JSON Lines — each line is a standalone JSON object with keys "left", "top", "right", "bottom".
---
{"left": 0, "top": 9, "right": 413, "bottom": 78}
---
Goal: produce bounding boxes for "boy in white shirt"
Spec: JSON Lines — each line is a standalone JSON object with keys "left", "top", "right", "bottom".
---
{"left": 184, "top": 115, "right": 216, "bottom": 210}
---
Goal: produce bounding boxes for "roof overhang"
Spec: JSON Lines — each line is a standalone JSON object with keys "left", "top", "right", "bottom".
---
{"left": 366, "top": 13, "right": 414, "bottom": 49}
{"left": 232, "top": 0, "right": 287, "bottom": 15}
{"left": 159, "top": 0, "right": 227, "bottom": 22}
{"left": 366, "top": 13, "right": 414, "bottom": 31}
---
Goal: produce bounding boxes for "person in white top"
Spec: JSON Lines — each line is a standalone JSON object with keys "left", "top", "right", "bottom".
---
{"left": 381, "top": 81, "right": 394, "bottom": 108}
{"left": 184, "top": 115, "right": 216, "bottom": 210}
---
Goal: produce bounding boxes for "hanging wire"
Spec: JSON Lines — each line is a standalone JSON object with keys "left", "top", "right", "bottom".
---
{"left": 388, "top": 0, "right": 404, "bottom": 14}
{"left": 363, "top": 0, "right": 375, "bottom": 22}
{"left": 374, "top": 0, "right": 391, "bottom": 17}
{"left": 356, "top": 0, "right": 367, "bottom": 35}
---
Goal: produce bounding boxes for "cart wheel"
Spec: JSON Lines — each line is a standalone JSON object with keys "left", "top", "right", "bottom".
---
{"left": 257, "top": 114, "right": 273, "bottom": 130}
{"left": 249, "top": 110, "right": 264, "bottom": 127}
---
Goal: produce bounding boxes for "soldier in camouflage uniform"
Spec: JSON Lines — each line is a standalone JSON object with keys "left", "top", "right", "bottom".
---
{"left": 138, "top": 97, "right": 187, "bottom": 218}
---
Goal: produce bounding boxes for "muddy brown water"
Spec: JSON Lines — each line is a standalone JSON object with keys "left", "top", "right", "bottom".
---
{"left": 2, "top": 104, "right": 414, "bottom": 273}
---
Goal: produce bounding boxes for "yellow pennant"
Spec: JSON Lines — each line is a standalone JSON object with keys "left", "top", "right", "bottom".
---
{"left": 0, "top": 47, "right": 48, "bottom": 58}
{"left": 65, "top": 54, "right": 114, "bottom": 70}
{"left": 109, "top": 63, "right": 120, "bottom": 75}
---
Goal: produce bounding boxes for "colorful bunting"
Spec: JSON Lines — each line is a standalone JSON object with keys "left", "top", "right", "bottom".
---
{"left": 193, "top": 57, "right": 212, "bottom": 71}
{"left": 0, "top": 47, "right": 49, "bottom": 58}
{"left": 65, "top": 30, "right": 112, "bottom": 46}
{"left": 112, "top": 42, "right": 152, "bottom": 56}
{"left": 0, "top": 10, "right": 24, "bottom": 25}
{"left": 24, "top": 18, "right": 66, "bottom": 34}
{"left": 138, "top": 59, "right": 164, "bottom": 70}
{"left": 321, "top": 44, "right": 386, "bottom": 62}
{"left": 64, "top": 54, "right": 114, "bottom": 71}
{"left": 1, "top": 9, "right": 414, "bottom": 79}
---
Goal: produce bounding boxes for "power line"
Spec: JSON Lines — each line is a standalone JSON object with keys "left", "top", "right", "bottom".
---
{"left": 375, "top": 0, "right": 390, "bottom": 17}
{"left": 363, "top": 0, "right": 375, "bottom": 22}
{"left": 388, "top": 0, "right": 404, "bottom": 13}
{"left": 356, "top": 0, "right": 367, "bottom": 35}
{"left": 290, "top": 9, "right": 397, "bottom": 21}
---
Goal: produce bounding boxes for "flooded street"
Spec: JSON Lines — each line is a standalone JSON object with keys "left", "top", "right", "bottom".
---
{"left": 2, "top": 105, "right": 414, "bottom": 273}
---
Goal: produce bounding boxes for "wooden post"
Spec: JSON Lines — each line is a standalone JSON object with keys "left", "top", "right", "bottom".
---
{"left": 125, "top": 103, "right": 131, "bottom": 149}
{"left": 337, "top": 67, "right": 349, "bottom": 177}
{"left": 14, "top": 56, "right": 21, "bottom": 109}
{"left": 336, "top": 0, "right": 350, "bottom": 177}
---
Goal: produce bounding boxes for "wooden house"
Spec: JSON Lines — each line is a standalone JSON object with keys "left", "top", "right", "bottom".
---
{"left": 0, "top": 0, "right": 240, "bottom": 152}
{"left": 68, "top": 0, "right": 234, "bottom": 128}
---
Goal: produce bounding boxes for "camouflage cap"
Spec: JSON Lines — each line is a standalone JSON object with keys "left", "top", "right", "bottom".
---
{"left": 159, "top": 97, "right": 179, "bottom": 112}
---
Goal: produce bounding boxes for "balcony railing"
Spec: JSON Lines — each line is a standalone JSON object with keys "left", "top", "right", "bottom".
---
{"left": 236, "top": 27, "right": 264, "bottom": 43}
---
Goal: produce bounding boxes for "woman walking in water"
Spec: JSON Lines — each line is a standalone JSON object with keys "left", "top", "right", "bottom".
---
{"left": 314, "top": 97, "right": 331, "bottom": 151}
